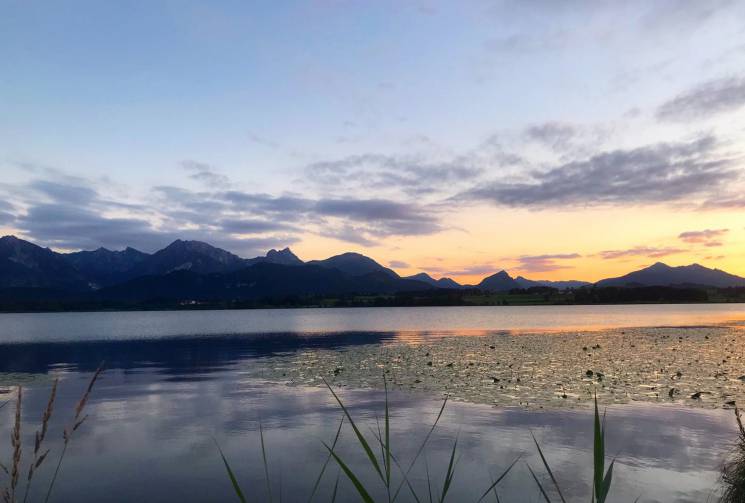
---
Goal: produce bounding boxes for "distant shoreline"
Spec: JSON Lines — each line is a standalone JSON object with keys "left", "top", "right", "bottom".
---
{"left": 1, "top": 295, "right": 745, "bottom": 315}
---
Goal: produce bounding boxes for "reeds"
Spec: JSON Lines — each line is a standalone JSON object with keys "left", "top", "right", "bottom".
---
{"left": 720, "top": 407, "right": 745, "bottom": 503}
{"left": 527, "top": 394, "right": 615, "bottom": 503}
{"left": 2, "top": 387, "right": 22, "bottom": 503}
{"left": 216, "top": 382, "right": 624, "bottom": 502}
{"left": 22, "top": 379, "right": 57, "bottom": 503}
{"left": 217, "top": 376, "right": 519, "bottom": 502}
{"left": 0, "top": 365, "right": 103, "bottom": 503}
{"left": 44, "top": 364, "right": 104, "bottom": 503}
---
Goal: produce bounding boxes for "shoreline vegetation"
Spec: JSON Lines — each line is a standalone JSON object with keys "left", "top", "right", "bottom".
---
{"left": 0, "top": 366, "right": 103, "bottom": 503}
{"left": 248, "top": 325, "right": 745, "bottom": 411}
{"left": 1, "top": 285, "right": 745, "bottom": 313}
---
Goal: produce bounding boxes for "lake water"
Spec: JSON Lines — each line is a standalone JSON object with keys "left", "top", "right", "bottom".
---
{"left": 1, "top": 304, "right": 744, "bottom": 502}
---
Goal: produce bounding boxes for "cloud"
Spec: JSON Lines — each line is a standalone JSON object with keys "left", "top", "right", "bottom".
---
{"left": 702, "top": 196, "right": 745, "bottom": 209}
{"left": 598, "top": 246, "right": 686, "bottom": 260}
{"left": 459, "top": 136, "right": 736, "bottom": 207}
{"left": 429, "top": 264, "right": 498, "bottom": 277}
{"left": 314, "top": 199, "right": 443, "bottom": 237}
{"left": 29, "top": 180, "right": 97, "bottom": 205}
{"left": 657, "top": 76, "right": 745, "bottom": 121}
{"left": 524, "top": 122, "right": 577, "bottom": 151}
{"left": 305, "top": 153, "right": 483, "bottom": 197}
{"left": 152, "top": 184, "right": 445, "bottom": 247}
{"left": 678, "top": 228, "right": 729, "bottom": 246}
{"left": 15, "top": 203, "right": 162, "bottom": 251}
{"left": 218, "top": 218, "right": 300, "bottom": 234}
{"left": 0, "top": 211, "right": 15, "bottom": 225}
{"left": 320, "top": 225, "right": 378, "bottom": 247}
{"left": 514, "top": 253, "right": 581, "bottom": 272}
{"left": 389, "top": 260, "right": 410, "bottom": 269}
{"left": 181, "top": 160, "right": 231, "bottom": 189}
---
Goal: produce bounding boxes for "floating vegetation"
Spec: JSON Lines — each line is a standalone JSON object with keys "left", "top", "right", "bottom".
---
{"left": 247, "top": 326, "right": 745, "bottom": 410}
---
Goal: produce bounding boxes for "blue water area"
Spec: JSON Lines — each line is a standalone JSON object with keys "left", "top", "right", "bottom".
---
{"left": 0, "top": 306, "right": 742, "bottom": 502}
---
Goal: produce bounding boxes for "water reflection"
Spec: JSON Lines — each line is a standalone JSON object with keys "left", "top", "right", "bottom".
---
{"left": 0, "top": 334, "right": 738, "bottom": 502}
{"left": 1, "top": 304, "right": 743, "bottom": 343}
{"left": 0, "top": 331, "right": 443, "bottom": 375}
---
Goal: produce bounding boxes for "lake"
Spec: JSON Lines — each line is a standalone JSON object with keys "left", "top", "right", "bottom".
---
{"left": 1, "top": 304, "right": 744, "bottom": 502}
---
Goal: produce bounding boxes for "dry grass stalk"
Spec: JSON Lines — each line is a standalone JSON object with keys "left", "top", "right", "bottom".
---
{"left": 2, "top": 388, "right": 23, "bottom": 503}
{"left": 22, "top": 379, "right": 58, "bottom": 503}
{"left": 44, "top": 364, "right": 104, "bottom": 503}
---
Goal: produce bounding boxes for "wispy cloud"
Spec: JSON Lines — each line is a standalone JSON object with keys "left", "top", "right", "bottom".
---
{"left": 598, "top": 246, "right": 686, "bottom": 260}
{"left": 678, "top": 228, "right": 728, "bottom": 247}
{"left": 389, "top": 260, "right": 410, "bottom": 269}
{"left": 304, "top": 153, "right": 484, "bottom": 198}
{"left": 523, "top": 122, "right": 577, "bottom": 151}
{"left": 657, "top": 76, "right": 745, "bottom": 121}
{"left": 513, "top": 253, "right": 581, "bottom": 272}
{"left": 459, "top": 135, "right": 736, "bottom": 207}
{"left": 181, "top": 160, "right": 231, "bottom": 189}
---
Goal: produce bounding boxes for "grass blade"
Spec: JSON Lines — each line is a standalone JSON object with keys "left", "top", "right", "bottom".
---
{"left": 531, "top": 432, "right": 567, "bottom": 503}
{"left": 323, "top": 378, "right": 384, "bottom": 482}
{"left": 392, "top": 396, "right": 449, "bottom": 502}
{"left": 526, "top": 463, "right": 553, "bottom": 503}
{"left": 308, "top": 416, "right": 344, "bottom": 503}
{"left": 438, "top": 436, "right": 459, "bottom": 503}
{"left": 214, "top": 439, "right": 248, "bottom": 503}
{"left": 259, "top": 422, "right": 274, "bottom": 503}
{"left": 476, "top": 455, "right": 521, "bottom": 502}
{"left": 384, "top": 376, "right": 391, "bottom": 490}
{"left": 593, "top": 394, "right": 604, "bottom": 503}
{"left": 323, "top": 441, "right": 376, "bottom": 503}
{"left": 330, "top": 471, "right": 341, "bottom": 503}
{"left": 389, "top": 447, "right": 423, "bottom": 503}
{"left": 425, "top": 457, "right": 434, "bottom": 503}
{"left": 599, "top": 458, "right": 615, "bottom": 503}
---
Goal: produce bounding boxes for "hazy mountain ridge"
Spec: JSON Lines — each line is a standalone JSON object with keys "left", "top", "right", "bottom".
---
{"left": 595, "top": 262, "right": 745, "bottom": 288}
{"left": 515, "top": 276, "right": 591, "bottom": 289}
{"left": 404, "top": 273, "right": 464, "bottom": 289}
{"left": 307, "top": 252, "right": 399, "bottom": 278}
{"left": 1, "top": 236, "right": 744, "bottom": 304}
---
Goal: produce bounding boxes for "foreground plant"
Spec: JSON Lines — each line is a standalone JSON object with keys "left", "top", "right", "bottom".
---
{"left": 528, "top": 394, "right": 615, "bottom": 503}
{"left": 0, "top": 365, "right": 104, "bottom": 503}
{"left": 218, "top": 377, "right": 518, "bottom": 502}
{"left": 721, "top": 407, "right": 745, "bottom": 503}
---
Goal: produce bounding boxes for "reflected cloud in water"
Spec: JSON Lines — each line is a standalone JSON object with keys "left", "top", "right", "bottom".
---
{"left": 0, "top": 341, "right": 738, "bottom": 502}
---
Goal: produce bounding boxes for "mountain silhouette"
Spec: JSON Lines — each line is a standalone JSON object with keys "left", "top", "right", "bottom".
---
{"left": 514, "top": 276, "right": 590, "bottom": 289}
{"left": 2, "top": 235, "right": 744, "bottom": 308}
{"left": 404, "top": 273, "right": 464, "bottom": 289}
{"left": 595, "top": 262, "right": 745, "bottom": 288}
{"left": 307, "top": 252, "right": 398, "bottom": 278}
{"left": 98, "top": 263, "right": 430, "bottom": 302}
{"left": 477, "top": 271, "right": 520, "bottom": 291}
{"left": 0, "top": 236, "right": 88, "bottom": 290}
{"left": 64, "top": 246, "right": 150, "bottom": 287}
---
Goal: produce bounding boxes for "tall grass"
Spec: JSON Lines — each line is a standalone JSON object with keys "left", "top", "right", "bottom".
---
{"left": 0, "top": 366, "right": 104, "bottom": 503}
{"left": 527, "top": 395, "right": 615, "bottom": 503}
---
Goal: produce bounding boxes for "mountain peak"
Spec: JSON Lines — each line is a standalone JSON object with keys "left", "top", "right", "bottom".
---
{"left": 262, "top": 247, "right": 303, "bottom": 265}
{"left": 648, "top": 261, "right": 671, "bottom": 270}
{"left": 597, "top": 261, "right": 745, "bottom": 288}
{"left": 478, "top": 270, "right": 519, "bottom": 291}
{"left": 308, "top": 252, "right": 398, "bottom": 278}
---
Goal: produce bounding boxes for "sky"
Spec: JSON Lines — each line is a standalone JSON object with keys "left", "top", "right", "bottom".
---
{"left": 1, "top": 0, "right": 745, "bottom": 283}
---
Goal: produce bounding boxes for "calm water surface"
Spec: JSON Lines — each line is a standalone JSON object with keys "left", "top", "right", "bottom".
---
{"left": 1, "top": 304, "right": 744, "bottom": 502}
{"left": 1, "top": 303, "right": 744, "bottom": 343}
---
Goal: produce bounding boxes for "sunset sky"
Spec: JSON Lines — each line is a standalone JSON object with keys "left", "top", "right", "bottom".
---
{"left": 1, "top": 0, "right": 744, "bottom": 283}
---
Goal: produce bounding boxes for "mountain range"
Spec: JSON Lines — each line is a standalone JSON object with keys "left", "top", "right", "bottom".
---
{"left": 1, "top": 235, "right": 743, "bottom": 304}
